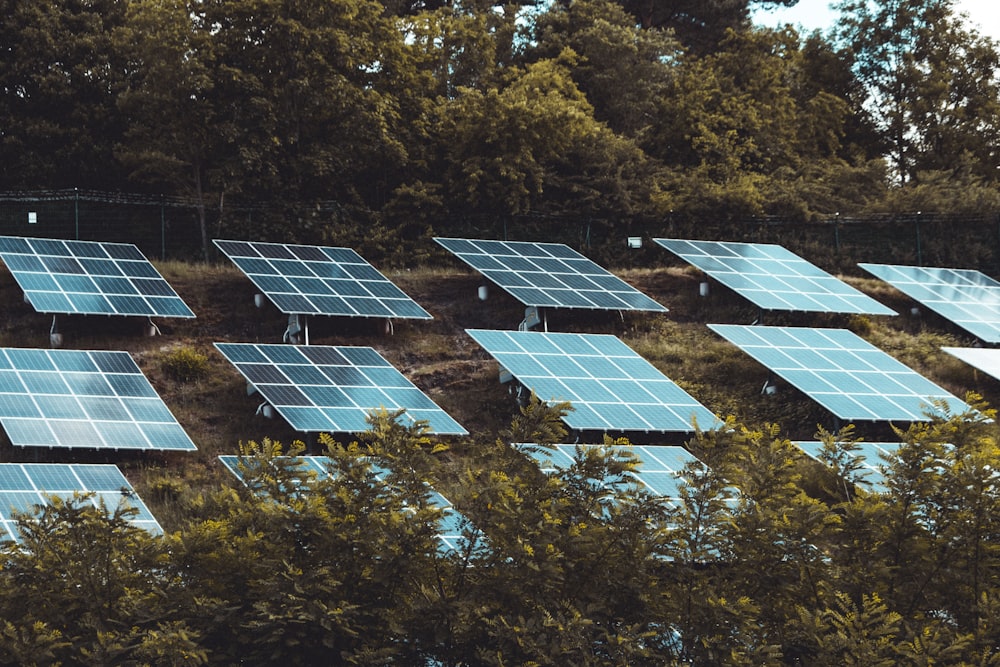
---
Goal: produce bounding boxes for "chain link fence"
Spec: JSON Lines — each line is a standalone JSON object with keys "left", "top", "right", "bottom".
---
{"left": 2, "top": 189, "right": 999, "bottom": 274}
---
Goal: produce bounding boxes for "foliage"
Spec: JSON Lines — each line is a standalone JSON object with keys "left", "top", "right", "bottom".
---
{"left": 159, "top": 345, "right": 210, "bottom": 383}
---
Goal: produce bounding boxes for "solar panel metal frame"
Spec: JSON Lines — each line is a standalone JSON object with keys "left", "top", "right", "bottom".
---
{"left": 0, "top": 235, "right": 194, "bottom": 318}
{"left": 218, "top": 455, "right": 472, "bottom": 554}
{"left": 794, "top": 441, "right": 901, "bottom": 493}
{"left": 0, "top": 347, "right": 197, "bottom": 450}
{"left": 859, "top": 263, "right": 1000, "bottom": 343}
{"left": 466, "top": 329, "right": 716, "bottom": 434}
{"left": 0, "top": 463, "right": 162, "bottom": 541}
{"left": 709, "top": 324, "right": 971, "bottom": 422}
{"left": 517, "top": 443, "right": 704, "bottom": 508}
{"left": 214, "top": 343, "right": 467, "bottom": 436}
{"left": 942, "top": 346, "right": 1000, "bottom": 382}
{"left": 213, "top": 239, "right": 432, "bottom": 320}
{"left": 655, "top": 238, "right": 896, "bottom": 315}
{"left": 434, "top": 237, "right": 668, "bottom": 312}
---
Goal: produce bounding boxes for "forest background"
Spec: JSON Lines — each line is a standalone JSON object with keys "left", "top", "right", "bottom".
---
{"left": 4, "top": 0, "right": 1000, "bottom": 666}
{"left": 4, "top": 0, "right": 1000, "bottom": 266}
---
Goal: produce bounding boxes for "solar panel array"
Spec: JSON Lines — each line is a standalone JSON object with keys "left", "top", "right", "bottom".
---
{"left": 859, "top": 263, "right": 1000, "bottom": 343}
{"left": 0, "top": 348, "right": 196, "bottom": 450}
{"left": 214, "top": 239, "right": 431, "bottom": 319}
{"left": 214, "top": 343, "right": 466, "bottom": 435}
{"left": 795, "top": 441, "right": 901, "bottom": 493}
{"left": 466, "top": 329, "right": 715, "bottom": 434}
{"left": 0, "top": 236, "right": 194, "bottom": 318}
{"left": 435, "top": 238, "right": 668, "bottom": 312}
{"left": 519, "top": 443, "right": 702, "bottom": 507}
{"left": 942, "top": 346, "right": 1000, "bottom": 382}
{"left": 709, "top": 324, "right": 970, "bottom": 422}
{"left": 219, "top": 455, "right": 470, "bottom": 554}
{"left": 655, "top": 239, "right": 895, "bottom": 315}
{"left": 0, "top": 463, "right": 162, "bottom": 541}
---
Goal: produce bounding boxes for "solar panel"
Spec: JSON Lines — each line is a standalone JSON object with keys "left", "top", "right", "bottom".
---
{"left": 942, "top": 346, "right": 1000, "bottom": 382}
{"left": 219, "top": 455, "right": 472, "bottom": 554}
{"left": 434, "top": 238, "right": 668, "bottom": 312}
{"left": 518, "top": 443, "right": 703, "bottom": 508}
{"left": 0, "top": 463, "right": 162, "bottom": 541}
{"left": 655, "top": 238, "right": 895, "bottom": 315}
{"left": 466, "top": 329, "right": 715, "bottom": 434}
{"left": 795, "top": 441, "right": 900, "bottom": 493}
{"left": 214, "top": 343, "right": 466, "bottom": 435}
{"left": 0, "top": 348, "right": 197, "bottom": 450}
{"left": 0, "top": 236, "right": 194, "bottom": 318}
{"left": 859, "top": 263, "right": 1000, "bottom": 342}
{"left": 709, "top": 324, "right": 971, "bottom": 422}
{"left": 213, "top": 239, "right": 431, "bottom": 319}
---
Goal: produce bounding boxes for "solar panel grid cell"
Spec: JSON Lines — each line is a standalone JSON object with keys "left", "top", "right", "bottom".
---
{"left": 0, "top": 236, "right": 194, "bottom": 318}
{"left": 215, "top": 343, "right": 466, "bottom": 435}
{"left": 0, "top": 463, "right": 161, "bottom": 542}
{"left": 709, "top": 324, "right": 971, "bottom": 422}
{"left": 467, "top": 329, "right": 715, "bottom": 434}
{"left": 434, "top": 237, "right": 668, "bottom": 312}
{"left": 213, "top": 239, "right": 431, "bottom": 319}
{"left": 0, "top": 348, "right": 196, "bottom": 451}
{"left": 655, "top": 238, "right": 895, "bottom": 315}
{"left": 860, "top": 263, "right": 1000, "bottom": 343}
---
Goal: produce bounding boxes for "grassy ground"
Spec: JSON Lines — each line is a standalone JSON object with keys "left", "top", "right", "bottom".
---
{"left": 0, "top": 259, "right": 996, "bottom": 530}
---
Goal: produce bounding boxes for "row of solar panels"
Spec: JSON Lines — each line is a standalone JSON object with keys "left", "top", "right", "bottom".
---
{"left": 0, "top": 325, "right": 993, "bottom": 453}
{"left": 6, "top": 235, "right": 1000, "bottom": 347}
{"left": 0, "top": 441, "right": 898, "bottom": 547}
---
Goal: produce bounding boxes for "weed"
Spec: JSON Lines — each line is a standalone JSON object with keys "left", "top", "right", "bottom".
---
{"left": 160, "top": 346, "right": 210, "bottom": 383}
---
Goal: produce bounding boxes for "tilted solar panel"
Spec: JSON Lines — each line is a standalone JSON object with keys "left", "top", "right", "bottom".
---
{"left": 214, "top": 239, "right": 431, "bottom": 319}
{"left": 655, "top": 238, "right": 895, "bottom": 315}
{"left": 435, "top": 237, "right": 668, "bottom": 312}
{"left": 0, "top": 463, "right": 162, "bottom": 541}
{"left": 219, "top": 455, "right": 472, "bottom": 555}
{"left": 942, "top": 346, "right": 1000, "bottom": 382}
{"left": 0, "top": 348, "right": 196, "bottom": 450}
{"left": 709, "top": 324, "right": 970, "bottom": 422}
{"left": 795, "top": 441, "right": 901, "bottom": 493}
{"left": 860, "top": 263, "right": 1000, "bottom": 343}
{"left": 467, "top": 329, "right": 715, "bottom": 434}
{"left": 518, "top": 443, "right": 703, "bottom": 507}
{"left": 214, "top": 343, "right": 466, "bottom": 435}
{"left": 0, "top": 236, "right": 194, "bottom": 318}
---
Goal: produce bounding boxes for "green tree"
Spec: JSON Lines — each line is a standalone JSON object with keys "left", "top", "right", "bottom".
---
{"left": 0, "top": 0, "right": 127, "bottom": 189}
{"left": 835, "top": 0, "right": 1000, "bottom": 186}
{"left": 0, "top": 495, "right": 205, "bottom": 665}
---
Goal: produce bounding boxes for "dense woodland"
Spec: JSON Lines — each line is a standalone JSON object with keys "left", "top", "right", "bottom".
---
{"left": 6, "top": 0, "right": 1000, "bottom": 665}
{"left": 3, "top": 0, "right": 1000, "bottom": 257}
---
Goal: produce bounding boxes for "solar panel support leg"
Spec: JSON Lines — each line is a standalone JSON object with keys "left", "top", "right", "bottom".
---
{"left": 49, "top": 315, "right": 63, "bottom": 348}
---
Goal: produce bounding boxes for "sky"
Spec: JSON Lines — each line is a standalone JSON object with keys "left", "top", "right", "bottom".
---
{"left": 752, "top": 0, "right": 1000, "bottom": 40}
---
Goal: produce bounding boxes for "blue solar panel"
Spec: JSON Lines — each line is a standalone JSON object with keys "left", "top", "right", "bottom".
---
{"left": 795, "top": 441, "right": 901, "bottom": 493}
{"left": 435, "top": 238, "right": 668, "bottom": 312}
{"left": 214, "top": 240, "right": 431, "bottom": 319}
{"left": 0, "top": 463, "right": 162, "bottom": 541}
{"left": 942, "top": 346, "right": 1000, "bottom": 382}
{"left": 860, "top": 263, "right": 1000, "bottom": 343}
{"left": 219, "top": 455, "right": 473, "bottom": 555}
{"left": 467, "top": 329, "right": 715, "bottom": 435}
{"left": 518, "top": 443, "right": 718, "bottom": 510}
{"left": 0, "top": 236, "right": 194, "bottom": 318}
{"left": 709, "top": 324, "right": 971, "bottom": 422}
{"left": 0, "top": 348, "right": 197, "bottom": 451}
{"left": 214, "top": 343, "right": 466, "bottom": 435}
{"left": 656, "top": 239, "right": 895, "bottom": 315}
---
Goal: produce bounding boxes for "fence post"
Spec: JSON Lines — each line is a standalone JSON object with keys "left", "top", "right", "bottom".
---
{"left": 74, "top": 188, "right": 79, "bottom": 240}
{"left": 160, "top": 201, "right": 166, "bottom": 260}
{"left": 915, "top": 212, "right": 922, "bottom": 266}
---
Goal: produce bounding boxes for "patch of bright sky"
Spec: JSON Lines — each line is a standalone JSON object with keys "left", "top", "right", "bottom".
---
{"left": 752, "top": 0, "right": 1000, "bottom": 41}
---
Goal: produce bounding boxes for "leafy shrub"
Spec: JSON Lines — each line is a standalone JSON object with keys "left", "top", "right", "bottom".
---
{"left": 160, "top": 347, "right": 209, "bottom": 383}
